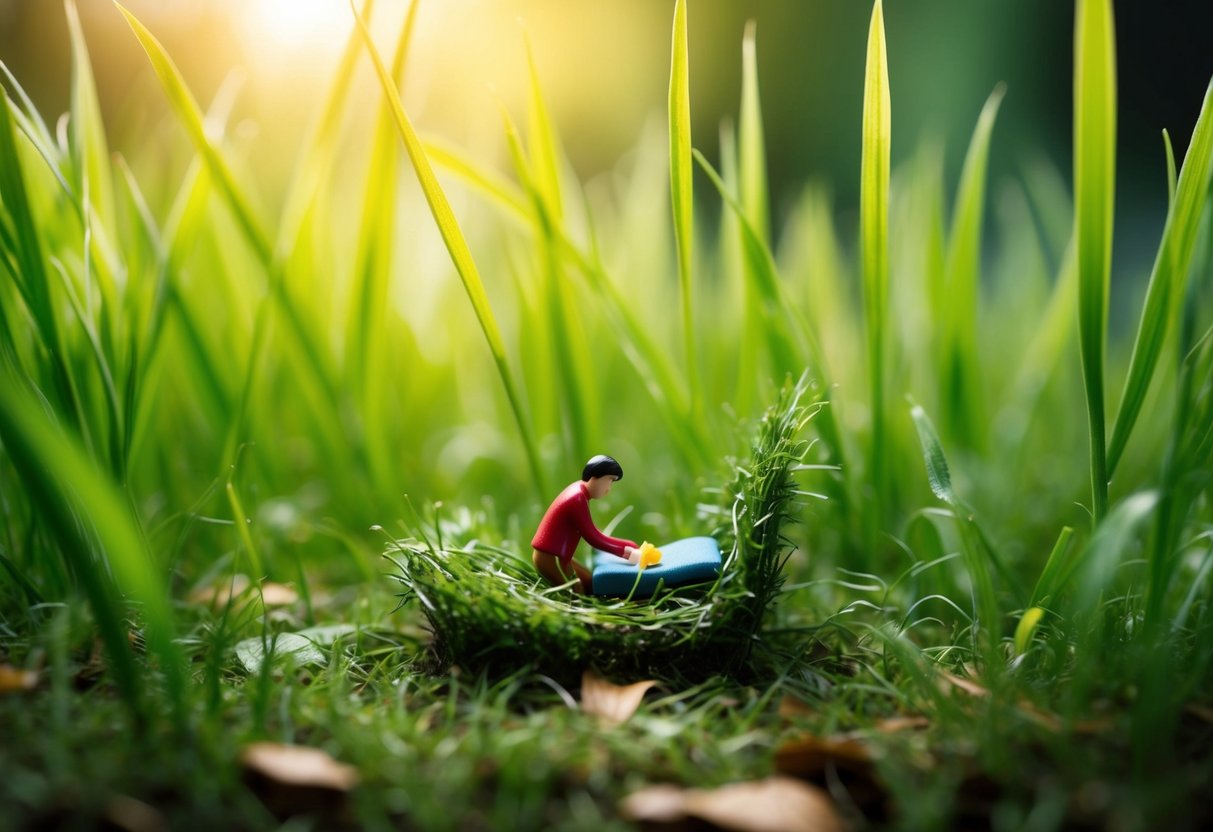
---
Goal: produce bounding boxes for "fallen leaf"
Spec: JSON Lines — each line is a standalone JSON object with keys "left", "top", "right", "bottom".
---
{"left": 938, "top": 670, "right": 988, "bottom": 698}
{"left": 621, "top": 777, "right": 846, "bottom": 832}
{"left": 260, "top": 582, "right": 299, "bottom": 606}
{"left": 241, "top": 742, "right": 359, "bottom": 790}
{"left": 103, "top": 795, "right": 166, "bottom": 832}
{"left": 775, "top": 733, "right": 888, "bottom": 822}
{"left": 870, "top": 715, "right": 930, "bottom": 734}
{"left": 937, "top": 670, "right": 1110, "bottom": 733}
{"left": 1185, "top": 703, "right": 1213, "bottom": 724}
{"left": 775, "top": 733, "right": 874, "bottom": 778}
{"left": 188, "top": 574, "right": 251, "bottom": 606}
{"left": 241, "top": 742, "right": 359, "bottom": 819}
{"left": 0, "top": 663, "right": 37, "bottom": 693}
{"left": 778, "top": 695, "right": 815, "bottom": 719}
{"left": 234, "top": 624, "right": 355, "bottom": 674}
{"left": 581, "top": 669, "right": 655, "bottom": 726}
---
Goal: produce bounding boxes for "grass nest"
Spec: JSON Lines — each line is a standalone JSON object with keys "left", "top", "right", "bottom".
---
{"left": 386, "top": 378, "right": 823, "bottom": 682}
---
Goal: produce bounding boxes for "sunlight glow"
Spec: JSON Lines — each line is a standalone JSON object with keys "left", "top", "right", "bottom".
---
{"left": 245, "top": 0, "right": 351, "bottom": 52}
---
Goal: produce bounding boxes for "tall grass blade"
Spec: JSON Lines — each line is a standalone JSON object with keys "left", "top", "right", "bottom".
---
{"left": 669, "top": 0, "right": 698, "bottom": 411}
{"left": 1073, "top": 0, "right": 1117, "bottom": 521}
{"left": 1163, "top": 129, "right": 1177, "bottom": 205}
{"left": 115, "top": 4, "right": 272, "bottom": 266}
{"left": 861, "top": 0, "right": 891, "bottom": 521}
{"left": 0, "top": 369, "right": 186, "bottom": 730}
{"left": 344, "top": 0, "right": 418, "bottom": 499}
{"left": 522, "top": 38, "right": 597, "bottom": 458}
{"left": 1107, "top": 79, "right": 1213, "bottom": 477}
{"left": 276, "top": 0, "right": 377, "bottom": 261}
{"left": 1028, "top": 525, "right": 1075, "bottom": 607}
{"left": 910, "top": 404, "right": 1002, "bottom": 662}
{"left": 66, "top": 0, "right": 120, "bottom": 289}
{"left": 0, "top": 90, "right": 78, "bottom": 427}
{"left": 115, "top": 3, "right": 340, "bottom": 460}
{"left": 350, "top": 1, "right": 546, "bottom": 497}
{"left": 941, "top": 86, "right": 1004, "bottom": 448}
{"left": 739, "top": 21, "right": 769, "bottom": 243}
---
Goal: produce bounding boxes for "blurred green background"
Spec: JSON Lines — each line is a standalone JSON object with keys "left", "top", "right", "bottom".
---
{"left": 3, "top": 0, "right": 1211, "bottom": 270}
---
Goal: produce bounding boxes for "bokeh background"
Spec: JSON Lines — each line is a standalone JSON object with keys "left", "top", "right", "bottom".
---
{"left": 3, "top": 0, "right": 1211, "bottom": 276}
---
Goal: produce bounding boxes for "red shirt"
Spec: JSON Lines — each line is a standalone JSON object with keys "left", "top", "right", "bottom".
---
{"left": 531, "top": 481, "right": 637, "bottom": 563}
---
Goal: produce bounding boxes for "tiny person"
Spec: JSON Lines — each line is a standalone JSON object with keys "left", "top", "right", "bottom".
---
{"left": 531, "top": 454, "right": 641, "bottom": 594}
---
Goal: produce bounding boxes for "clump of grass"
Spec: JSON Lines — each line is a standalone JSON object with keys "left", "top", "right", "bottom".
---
{"left": 386, "top": 377, "right": 823, "bottom": 682}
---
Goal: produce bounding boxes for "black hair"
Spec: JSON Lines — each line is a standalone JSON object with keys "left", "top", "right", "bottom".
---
{"left": 581, "top": 454, "right": 623, "bottom": 482}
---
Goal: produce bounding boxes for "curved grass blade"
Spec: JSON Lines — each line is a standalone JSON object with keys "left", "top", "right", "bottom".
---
{"left": 0, "top": 369, "right": 187, "bottom": 730}
{"left": 1013, "top": 606, "right": 1045, "bottom": 656}
{"left": 669, "top": 0, "right": 698, "bottom": 411}
{"left": 941, "top": 86, "right": 1004, "bottom": 449}
{"left": 521, "top": 38, "right": 597, "bottom": 458}
{"left": 910, "top": 403, "right": 1004, "bottom": 662}
{"left": 275, "top": 0, "right": 378, "bottom": 261}
{"left": 739, "top": 20, "right": 769, "bottom": 244}
{"left": 115, "top": 3, "right": 341, "bottom": 460}
{"left": 861, "top": 0, "right": 891, "bottom": 520}
{"left": 1107, "top": 78, "right": 1213, "bottom": 477}
{"left": 0, "top": 90, "right": 78, "bottom": 427}
{"left": 114, "top": 4, "right": 271, "bottom": 265}
{"left": 1073, "top": 0, "right": 1117, "bottom": 521}
{"left": 424, "top": 134, "right": 711, "bottom": 468}
{"left": 1027, "top": 525, "right": 1076, "bottom": 609}
{"left": 345, "top": 0, "right": 419, "bottom": 501}
{"left": 350, "top": 0, "right": 546, "bottom": 497}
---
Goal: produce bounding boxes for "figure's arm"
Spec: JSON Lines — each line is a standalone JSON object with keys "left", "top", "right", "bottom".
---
{"left": 571, "top": 495, "right": 637, "bottom": 558}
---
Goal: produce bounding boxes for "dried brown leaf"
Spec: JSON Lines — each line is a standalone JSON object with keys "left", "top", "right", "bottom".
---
{"left": 0, "top": 663, "right": 38, "bottom": 693}
{"left": 103, "top": 795, "right": 167, "bottom": 832}
{"left": 870, "top": 715, "right": 930, "bottom": 734}
{"left": 775, "top": 733, "right": 873, "bottom": 778}
{"left": 188, "top": 574, "right": 251, "bottom": 606}
{"left": 778, "top": 695, "right": 815, "bottom": 719}
{"left": 621, "top": 777, "right": 846, "bottom": 832}
{"left": 259, "top": 582, "right": 299, "bottom": 606}
{"left": 1185, "top": 703, "right": 1213, "bottom": 724}
{"left": 240, "top": 742, "right": 359, "bottom": 792}
{"left": 581, "top": 669, "right": 656, "bottom": 726}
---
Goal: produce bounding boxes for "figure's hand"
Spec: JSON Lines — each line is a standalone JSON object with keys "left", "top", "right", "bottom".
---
{"left": 624, "top": 546, "right": 641, "bottom": 565}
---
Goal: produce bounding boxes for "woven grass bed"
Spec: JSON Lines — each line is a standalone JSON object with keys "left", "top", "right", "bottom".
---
{"left": 386, "top": 380, "right": 823, "bottom": 681}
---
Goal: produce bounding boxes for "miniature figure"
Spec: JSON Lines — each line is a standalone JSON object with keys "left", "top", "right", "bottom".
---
{"left": 532, "top": 455, "right": 641, "bottom": 594}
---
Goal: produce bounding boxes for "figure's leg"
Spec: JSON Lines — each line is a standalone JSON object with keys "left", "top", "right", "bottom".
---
{"left": 567, "top": 559, "right": 593, "bottom": 595}
{"left": 532, "top": 550, "right": 591, "bottom": 594}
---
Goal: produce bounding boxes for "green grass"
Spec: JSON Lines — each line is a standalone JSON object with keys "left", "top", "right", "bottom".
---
{"left": 2, "top": 0, "right": 1213, "bottom": 828}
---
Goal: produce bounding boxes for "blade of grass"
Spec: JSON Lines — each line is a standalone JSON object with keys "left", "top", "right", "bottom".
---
{"left": 66, "top": 0, "right": 121, "bottom": 311}
{"left": 423, "top": 133, "right": 712, "bottom": 468}
{"left": 350, "top": 0, "right": 546, "bottom": 498}
{"left": 739, "top": 20, "right": 769, "bottom": 244}
{"left": 275, "top": 0, "right": 377, "bottom": 261}
{"left": 0, "top": 368, "right": 187, "bottom": 731}
{"left": 1107, "top": 78, "right": 1213, "bottom": 477}
{"left": 1163, "top": 129, "right": 1177, "bottom": 204}
{"left": 694, "top": 148, "right": 848, "bottom": 480}
{"left": 0, "top": 89, "right": 80, "bottom": 431}
{"left": 344, "top": 0, "right": 419, "bottom": 500}
{"left": 669, "top": 0, "right": 698, "bottom": 413}
{"left": 910, "top": 403, "right": 1001, "bottom": 662}
{"left": 1073, "top": 0, "right": 1117, "bottom": 521}
{"left": 521, "top": 38, "right": 597, "bottom": 458}
{"left": 941, "top": 86, "right": 1004, "bottom": 449}
{"left": 115, "top": 3, "right": 341, "bottom": 462}
{"left": 861, "top": 0, "right": 891, "bottom": 524}
{"left": 1027, "top": 525, "right": 1076, "bottom": 608}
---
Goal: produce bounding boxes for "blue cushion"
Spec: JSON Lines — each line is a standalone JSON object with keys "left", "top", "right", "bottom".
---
{"left": 591, "top": 536, "right": 722, "bottom": 597}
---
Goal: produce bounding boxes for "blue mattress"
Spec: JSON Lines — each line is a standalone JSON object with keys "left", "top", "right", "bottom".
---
{"left": 591, "top": 536, "right": 722, "bottom": 596}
